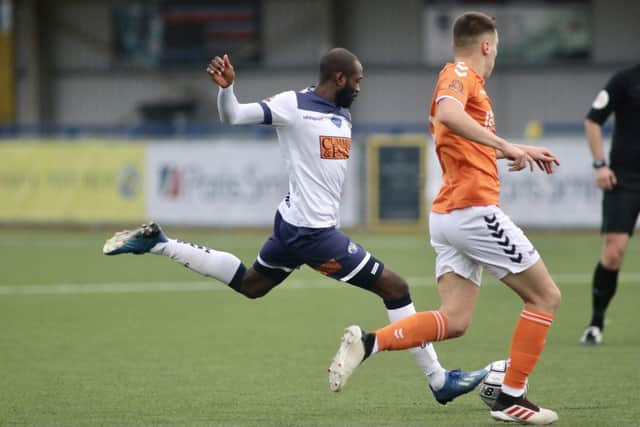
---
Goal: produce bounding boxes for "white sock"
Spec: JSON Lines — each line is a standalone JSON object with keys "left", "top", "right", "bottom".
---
{"left": 152, "top": 239, "right": 241, "bottom": 284}
{"left": 387, "top": 303, "right": 446, "bottom": 390}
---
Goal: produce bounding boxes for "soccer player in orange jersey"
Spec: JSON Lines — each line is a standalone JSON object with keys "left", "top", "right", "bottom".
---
{"left": 328, "top": 12, "right": 561, "bottom": 425}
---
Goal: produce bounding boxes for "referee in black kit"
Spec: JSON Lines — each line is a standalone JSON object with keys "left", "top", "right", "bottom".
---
{"left": 580, "top": 64, "right": 640, "bottom": 345}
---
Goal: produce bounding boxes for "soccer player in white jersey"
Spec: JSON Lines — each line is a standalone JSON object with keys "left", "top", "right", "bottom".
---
{"left": 102, "top": 48, "right": 487, "bottom": 403}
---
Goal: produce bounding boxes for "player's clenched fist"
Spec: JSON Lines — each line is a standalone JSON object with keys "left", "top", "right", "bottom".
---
{"left": 207, "top": 54, "right": 235, "bottom": 88}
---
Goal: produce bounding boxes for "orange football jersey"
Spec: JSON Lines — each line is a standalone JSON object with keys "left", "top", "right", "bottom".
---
{"left": 429, "top": 61, "right": 499, "bottom": 213}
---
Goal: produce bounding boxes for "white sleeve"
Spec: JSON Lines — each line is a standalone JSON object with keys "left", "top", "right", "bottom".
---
{"left": 217, "top": 84, "right": 266, "bottom": 125}
{"left": 261, "top": 91, "right": 296, "bottom": 127}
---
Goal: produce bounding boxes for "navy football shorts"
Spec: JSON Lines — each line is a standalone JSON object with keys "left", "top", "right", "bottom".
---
{"left": 253, "top": 211, "right": 384, "bottom": 288}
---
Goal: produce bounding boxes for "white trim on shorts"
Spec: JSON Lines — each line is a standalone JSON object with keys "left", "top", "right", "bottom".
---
{"left": 340, "top": 252, "right": 372, "bottom": 282}
{"left": 256, "top": 254, "right": 294, "bottom": 273}
{"left": 430, "top": 205, "right": 540, "bottom": 286}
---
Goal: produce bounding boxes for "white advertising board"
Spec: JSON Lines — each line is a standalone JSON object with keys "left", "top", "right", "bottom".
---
{"left": 428, "top": 138, "right": 605, "bottom": 227}
{"left": 147, "top": 141, "right": 361, "bottom": 227}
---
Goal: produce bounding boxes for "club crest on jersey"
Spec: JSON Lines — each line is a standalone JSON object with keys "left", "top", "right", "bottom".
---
{"left": 319, "top": 136, "right": 351, "bottom": 159}
{"left": 347, "top": 241, "right": 358, "bottom": 254}
{"left": 448, "top": 79, "right": 464, "bottom": 94}
{"left": 331, "top": 116, "right": 342, "bottom": 128}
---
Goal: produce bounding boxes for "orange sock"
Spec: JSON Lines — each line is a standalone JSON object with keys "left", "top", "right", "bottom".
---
{"left": 504, "top": 307, "right": 554, "bottom": 389}
{"left": 375, "top": 311, "right": 448, "bottom": 351}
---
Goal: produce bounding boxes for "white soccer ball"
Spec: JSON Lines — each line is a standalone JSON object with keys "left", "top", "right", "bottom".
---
{"left": 479, "top": 359, "right": 528, "bottom": 408}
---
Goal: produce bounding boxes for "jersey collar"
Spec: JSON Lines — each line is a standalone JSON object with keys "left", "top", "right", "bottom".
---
{"left": 296, "top": 87, "right": 352, "bottom": 122}
{"left": 452, "top": 61, "right": 485, "bottom": 85}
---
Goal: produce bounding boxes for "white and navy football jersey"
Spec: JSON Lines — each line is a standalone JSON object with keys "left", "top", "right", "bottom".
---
{"left": 259, "top": 87, "right": 352, "bottom": 228}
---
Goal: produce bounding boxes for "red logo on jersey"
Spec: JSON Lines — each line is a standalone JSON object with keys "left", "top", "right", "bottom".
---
{"left": 320, "top": 136, "right": 351, "bottom": 159}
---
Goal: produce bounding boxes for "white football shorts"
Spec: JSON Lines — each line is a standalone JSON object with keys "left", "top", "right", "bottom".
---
{"left": 429, "top": 205, "right": 540, "bottom": 286}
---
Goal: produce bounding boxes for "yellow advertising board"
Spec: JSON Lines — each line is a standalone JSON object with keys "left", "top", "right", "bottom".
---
{"left": 0, "top": 140, "right": 145, "bottom": 223}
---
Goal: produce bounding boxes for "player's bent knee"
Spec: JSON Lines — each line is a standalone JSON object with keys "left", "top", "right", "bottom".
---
{"left": 533, "top": 281, "right": 561, "bottom": 313}
{"left": 234, "top": 266, "right": 282, "bottom": 299}
{"left": 446, "top": 322, "right": 469, "bottom": 338}
{"left": 445, "top": 317, "right": 472, "bottom": 338}
{"left": 368, "top": 267, "right": 408, "bottom": 301}
{"left": 546, "top": 285, "right": 562, "bottom": 312}
{"left": 240, "top": 276, "right": 284, "bottom": 299}
{"left": 238, "top": 283, "right": 272, "bottom": 299}
{"left": 385, "top": 277, "right": 409, "bottom": 300}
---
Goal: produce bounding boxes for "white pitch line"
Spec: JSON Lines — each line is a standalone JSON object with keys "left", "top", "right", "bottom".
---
{"left": 0, "top": 281, "right": 219, "bottom": 295}
{"left": 1, "top": 273, "right": 639, "bottom": 296}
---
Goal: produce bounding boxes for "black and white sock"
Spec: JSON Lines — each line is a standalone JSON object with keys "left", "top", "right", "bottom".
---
{"left": 152, "top": 239, "right": 242, "bottom": 285}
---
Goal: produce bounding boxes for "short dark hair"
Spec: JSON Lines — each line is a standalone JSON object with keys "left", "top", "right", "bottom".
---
{"left": 453, "top": 12, "right": 496, "bottom": 49}
{"left": 319, "top": 48, "right": 359, "bottom": 83}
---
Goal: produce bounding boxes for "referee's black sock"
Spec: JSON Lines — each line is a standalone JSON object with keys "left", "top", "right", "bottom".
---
{"left": 590, "top": 262, "right": 619, "bottom": 330}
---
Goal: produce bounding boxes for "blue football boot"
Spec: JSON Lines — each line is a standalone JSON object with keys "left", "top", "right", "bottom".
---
{"left": 102, "top": 222, "right": 168, "bottom": 255}
{"left": 430, "top": 367, "right": 489, "bottom": 405}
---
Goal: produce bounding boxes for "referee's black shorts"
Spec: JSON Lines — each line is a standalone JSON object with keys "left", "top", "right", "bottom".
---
{"left": 602, "top": 186, "right": 640, "bottom": 235}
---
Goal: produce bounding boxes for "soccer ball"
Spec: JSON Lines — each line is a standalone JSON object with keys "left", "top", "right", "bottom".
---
{"left": 479, "top": 359, "right": 528, "bottom": 408}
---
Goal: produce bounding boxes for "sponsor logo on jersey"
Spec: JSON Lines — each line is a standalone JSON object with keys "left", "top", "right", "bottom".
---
{"left": 484, "top": 109, "right": 496, "bottom": 133}
{"left": 319, "top": 136, "right": 351, "bottom": 159}
{"left": 454, "top": 62, "right": 469, "bottom": 77}
{"left": 302, "top": 115, "right": 324, "bottom": 121}
{"left": 347, "top": 241, "right": 358, "bottom": 254}
{"left": 331, "top": 116, "right": 342, "bottom": 128}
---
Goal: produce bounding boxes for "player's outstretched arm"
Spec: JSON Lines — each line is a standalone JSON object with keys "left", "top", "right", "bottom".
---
{"left": 207, "top": 54, "right": 265, "bottom": 125}
{"left": 436, "top": 98, "right": 533, "bottom": 171}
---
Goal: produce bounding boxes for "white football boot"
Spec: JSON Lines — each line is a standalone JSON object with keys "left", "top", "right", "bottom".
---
{"left": 491, "top": 392, "right": 558, "bottom": 425}
{"left": 328, "top": 325, "right": 370, "bottom": 392}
